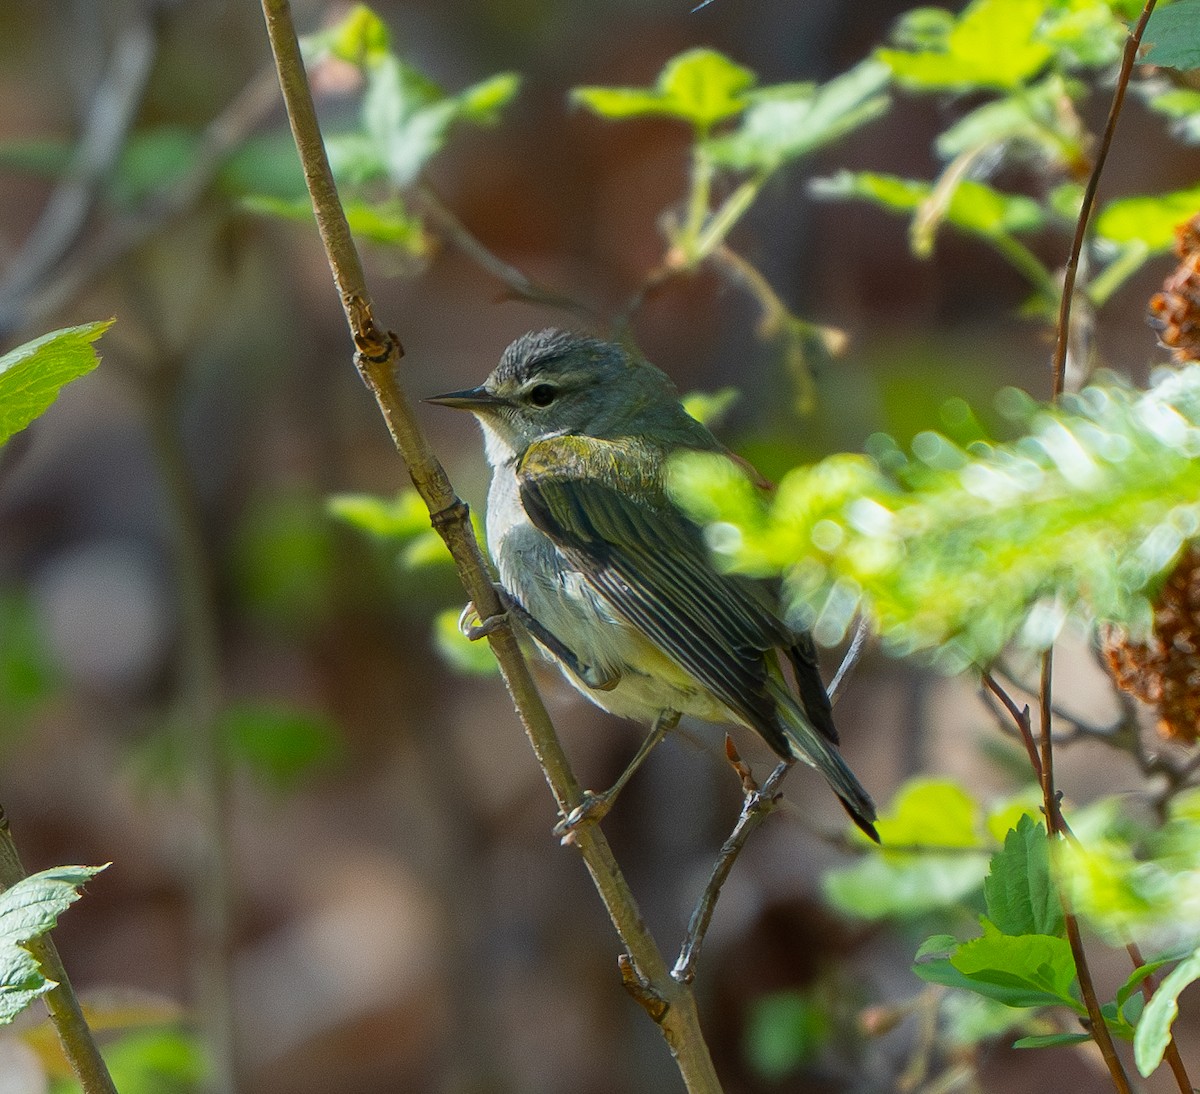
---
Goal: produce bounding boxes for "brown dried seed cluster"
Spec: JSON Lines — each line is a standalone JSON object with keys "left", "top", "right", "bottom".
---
{"left": 1104, "top": 545, "right": 1200, "bottom": 743}
{"left": 1148, "top": 213, "right": 1200, "bottom": 364}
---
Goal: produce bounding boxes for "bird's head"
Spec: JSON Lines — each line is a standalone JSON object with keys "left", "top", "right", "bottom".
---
{"left": 427, "top": 329, "right": 701, "bottom": 464}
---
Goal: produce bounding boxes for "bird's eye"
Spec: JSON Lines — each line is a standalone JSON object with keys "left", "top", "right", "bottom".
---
{"left": 528, "top": 384, "right": 557, "bottom": 407}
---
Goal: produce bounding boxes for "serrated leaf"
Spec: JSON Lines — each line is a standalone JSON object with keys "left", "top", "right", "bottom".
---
{"left": 1143, "top": 0, "right": 1200, "bottom": 71}
{"left": 914, "top": 954, "right": 1069, "bottom": 1010}
{"left": 219, "top": 703, "right": 342, "bottom": 790}
{"left": 950, "top": 919, "right": 1080, "bottom": 1008}
{"left": 0, "top": 321, "right": 112, "bottom": 445}
{"left": 573, "top": 48, "right": 755, "bottom": 129}
{"left": 984, "top": 814, "right": 1063, "bottom": 938}
{"left": 878, "top": 0, "right": 1053, "bottom": 91}
{"left": 1095, "top": 184, "right": 1200, "bottom": 252}
{"left": 0, "top": 864, "right": 107, "bottom": 1025}
{"left": 704, "top": 60, "right": 889, "bottom": 172}
{"left": 1134, "top": 948, "right": 1200, "bottom": 1076}
{"left": 433, "top": 608, "right": 500, "bottom": 676}
{"left": 1012, "top": 1032, "right": 1091, "bottom": 1048}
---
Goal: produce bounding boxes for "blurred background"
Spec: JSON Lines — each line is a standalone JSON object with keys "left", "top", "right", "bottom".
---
{"left": 0, "top": 0, "right": 1194, "bottom": 1091}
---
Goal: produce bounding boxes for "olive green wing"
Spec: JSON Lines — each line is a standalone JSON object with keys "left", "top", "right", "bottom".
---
{"left": 517, "top": 435, "right": 794, "bottom": 750}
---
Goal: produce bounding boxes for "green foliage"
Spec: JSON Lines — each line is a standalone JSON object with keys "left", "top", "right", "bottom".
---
{"left": 241, "top": 195, "right": 428, "bottom": 251}
{"left": 743, "top": 989, "right": 831, "bottom": 1080}
{"left": 1134, "top": 949, "right": 1200, "bottom": 1076}
{"left": 702, "top": 60, "right": 890, "bottom": 174}
{"left": 1143, "top": 0, "right": 1200, "bottom": 71}
{"left": 573, "top": 49, "right": 755, "bottom": 130}
{"left": 219, "top": 702, "right": 343, "bottom": 790}
{"left": 670, "top": 367, "right": 1200, "bottom": 670}
{"left": 0, "top": 865, "right": 107, "bottom": 1024}
{"left": 681, "top": 387, "right": 740, "bottom": 429}
{"left": 308, "top": 5, "right": 519, "bottom": 189}
{"left": 51, "top": 1029, "right": 204, "bottom": 1094}
{"left": 0, "top": 592, "right": 60, "bottom": 732}
{"left": 0, "top": 321, "right": 112, "bottom": 446}
{"left": 1095, "top": 182, "right": 1200, "bottom": 252}
{"left": 984, "top": 814, "right": 1063, "bottom": 937}
{"left": 878, "top": 0, "right": 1056, "bottom": 91}
{"left": 433, "top": 607, "right": 500, "bottom": 676}
{"left": 1141, "top": 83, "right": 1200, "bottom": 144}
{"left": 823, "top": 779, "right": 994, "bottom": 919}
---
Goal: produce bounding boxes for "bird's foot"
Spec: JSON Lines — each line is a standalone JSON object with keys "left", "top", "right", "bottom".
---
{"left": 553, "top": 790, "right": 614, "bottom": 841}
{"left": 458, "top": 599, "right": 508, "bottom": 641}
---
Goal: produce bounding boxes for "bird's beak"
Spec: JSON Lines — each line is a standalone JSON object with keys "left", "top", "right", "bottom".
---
{"left": 424, "top": 386, "right": 506, "bottom": 411}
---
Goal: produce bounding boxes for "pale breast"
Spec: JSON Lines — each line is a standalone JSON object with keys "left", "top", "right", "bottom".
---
{"left": 486, "top": 462, "right": 731, "bottom": 727}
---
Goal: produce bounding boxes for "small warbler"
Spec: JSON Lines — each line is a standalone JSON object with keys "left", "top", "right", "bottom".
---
{"left": 429, "top": 329, "right": 877, "bottom": 840}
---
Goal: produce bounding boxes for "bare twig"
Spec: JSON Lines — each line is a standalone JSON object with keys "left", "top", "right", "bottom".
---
{"left": 1050, "top": 0, "right": 1158, "bottom": 397}
{"left": 981, "top": 671, "right": 1042, "bottom": 781}
{"left": 7, "top": 67, "right": 281, "bottom": 338}
{"left": 673, "top": 631, "right": 867, "bottom": 983}
{"left": 0, "top": 9, "right": 156, "bottom": 328}
{"left": 143, "top": 361, "right": 238, "bottom": 1094}
{"left": 258, "top": 4, "right": 722, "bottom": 1089}
{"left": 415, "top": 182, "right": 598, "bottom": 323}
{"left": 0, "top": 807, "right": 117, "bottom": 1094}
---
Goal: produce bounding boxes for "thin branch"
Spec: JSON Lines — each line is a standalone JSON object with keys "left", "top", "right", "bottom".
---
{"left": 0, "top": 807, "right": 117, "bottom": 1094}
{"left": 981, "top": 671, "right": 1042, "bottom": 781}
{"left": 1127, "top": 941, "right": 1193, "bottom": 1093}
{"left": 258, "top": 4, "right": 722, "bottom": 1090}
{"left": 0, "top": 9, "right": 156, "bottom": 325}
{"left": 1050, "top": 0, "right": 1158, "bottom": 397}
{"left": 415, "top": 181, "right": 598, "bottom": 323}
{"left": 5, "top": 67, "right": 281, "bottom": 338}
{"left": 143, "top": 360, "right": 238, "bottom": 1094}
{"left": 673, "top": 630, "right": 867, "bottom": 983}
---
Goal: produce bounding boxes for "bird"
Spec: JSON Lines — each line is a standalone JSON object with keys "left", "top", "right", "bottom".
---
{"left": 427, "top": 328, "right": 878, "bottom": 841}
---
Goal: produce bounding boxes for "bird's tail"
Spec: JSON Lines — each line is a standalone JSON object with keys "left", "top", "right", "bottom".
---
{"left": 766, "top": 678, "right": 879, "bottom": 842}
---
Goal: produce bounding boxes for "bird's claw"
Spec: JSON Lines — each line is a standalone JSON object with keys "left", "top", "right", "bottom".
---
{"left": 458, "top": 600, "right": 508, "bottom": 641}
{"left": 553, "top": 791, "right": 613, "bottom": 840}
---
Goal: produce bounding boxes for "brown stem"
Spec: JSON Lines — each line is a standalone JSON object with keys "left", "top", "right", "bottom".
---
{"left": 1126, "top": 942, "right": 1193, "bottom": 1093}
{"left": 1039, "top": 653, "right": 1132, "bottom": 1092}
{"left": 258, "top": 3, "right": 722, "bottom": 1089}
{"left": 0, "top": 808, "right": 117, "bottom": 1094}
{"left": 981, "top": 671, "right": 1042, "bottom": 781}
{"left": 1050, "top": 0, "right": 1158, "bottom": 397}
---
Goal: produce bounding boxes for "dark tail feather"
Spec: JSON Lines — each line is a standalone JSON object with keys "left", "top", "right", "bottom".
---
{"left": 766, "top": 678, "right": 879, "bottom": 843}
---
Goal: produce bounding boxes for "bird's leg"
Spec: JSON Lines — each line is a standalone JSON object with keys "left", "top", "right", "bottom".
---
{"left": 461, "top": 587, "right": 618, "bottom": 690}
{"left": 554, "top": 710, "right": 681, "bottom": 837}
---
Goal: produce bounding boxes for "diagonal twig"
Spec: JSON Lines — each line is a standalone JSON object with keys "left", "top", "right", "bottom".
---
{"left": 258, "top": 3, "right": 722, "bottom": 1090}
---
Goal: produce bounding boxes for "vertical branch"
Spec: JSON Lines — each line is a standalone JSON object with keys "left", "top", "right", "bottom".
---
{"left": 144, "top": 372, "right": 239, "bottom": 1094}
{"left": 0, "top": 810, "right": 117, "bottom": 1094}
{"left": 1037, "top": 6, "right": 1158, "bottom": 1090}
{"left": 258, "top": 4, "right": 723, "bottom": 1090}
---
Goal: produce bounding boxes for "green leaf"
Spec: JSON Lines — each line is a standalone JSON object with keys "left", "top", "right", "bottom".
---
{"left": 220, "top": 703, "right": 342, "bottom": 790}
{"left": 875, "top": 777, "right": 984, "bottom": 848}
{"left": 1012, "top": 1032, "right": 1091, "bottom": 1049}
{"left": 682, "top": 387, "right": 740, "bottom": 429}
{"left": 1118, "top": 957, "right": 1177, "bottom": 1008}
{"left": 243, "top": 195, "right": 429, "bottom": 252}
{"left": 433, "top": 608, "right": 500, "bottom": 676}
{"left": 55, "top": 1029, "right": 205, "bottom": 1094}
{"left": 823, "top": 849, "right": 989, "bottom": 919}
{"left": 877, "top": 0, "right": 1054, "bottom": 91}
{"left": 1143, "top": 0, "right": 1200, "bottom": 71}
{"left": 744, "top": 990, "right": 830, "bottom": 1080}
{"left": 0, "top": 591, "right": 60, "bottom": 729}
{"left": 1095, "top": 184, "right": 1200, "bottom": 252}
{"left": 307, "top": 3, "right": 391, "bottom": 66}
{"left": 1135, "top": 948, "right": 1200, "bottom": 1076}
{"left": 328, "top": 489, "right": 469, "bottom": 570}
{"left": 0, "top": 320, "right": 112, "bottom": 446}
{"left": 704, "top": 60, "right": 889, "bottom": 172}
{"left": 1144, "top": 86, "right": 1200, "bottom": 144}
{"left": 572, "top": 48, "right": 756, "bottom": 129}
{"left": 0, "top": 864, "right": 107, "bottom": 1024}
{"left": 984, "top": 814, "right": 1063, "bottom": 938}
{"left": 812, "top": 171, "right": 1045, "bottom": 240}
{"left": 948, "top": 919, "right": 1080, "bottom": 1009}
